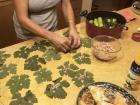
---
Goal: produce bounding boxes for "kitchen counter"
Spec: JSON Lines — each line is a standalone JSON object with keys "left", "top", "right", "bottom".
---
{"left": 0, "top": 8, "right": 140, "bottom": 105}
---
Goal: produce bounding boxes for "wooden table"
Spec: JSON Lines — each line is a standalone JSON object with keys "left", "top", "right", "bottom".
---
{"left": 0, "top": 8, "right": 140, "bottom": 105}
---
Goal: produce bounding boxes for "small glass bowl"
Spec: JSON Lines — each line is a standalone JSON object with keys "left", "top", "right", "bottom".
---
{"left": 92, "top": 35, "right": 121, "bottom": 61}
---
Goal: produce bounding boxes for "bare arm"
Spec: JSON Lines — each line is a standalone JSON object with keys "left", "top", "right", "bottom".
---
{"left": 13, "top": 0, "right": 71, "bottom": 52}
{"left": 13, "top": 0, "right": 52, "bottom": 39}
{"left": 61, "top": 0, "right": 76, "bottom": 30}
{"left": 61, "top": 0, "right": 81, "bottom": 49}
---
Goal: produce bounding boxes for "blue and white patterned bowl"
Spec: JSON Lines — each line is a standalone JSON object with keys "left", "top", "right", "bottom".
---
{"left": 76, "top": 82, "right": 140, "bottom": 105}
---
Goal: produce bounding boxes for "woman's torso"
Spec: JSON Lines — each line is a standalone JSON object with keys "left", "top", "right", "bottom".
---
{"left": 13, "top": 0, "right": 61, "bottom": 39}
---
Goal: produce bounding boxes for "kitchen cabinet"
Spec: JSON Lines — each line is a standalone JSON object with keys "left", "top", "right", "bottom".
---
{"left": 57, "top": 0, "right": 82, "bottom": 29}
{"left": 0, "top": 0, "right": 17, "bottom": 48}
{"left": 92, "top": 0, "right": 135, "bottom": 11}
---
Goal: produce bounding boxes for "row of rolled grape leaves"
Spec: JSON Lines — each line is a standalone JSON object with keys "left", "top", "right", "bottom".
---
{"left": 0, "top": 32, "right": 94, "bottom": 105}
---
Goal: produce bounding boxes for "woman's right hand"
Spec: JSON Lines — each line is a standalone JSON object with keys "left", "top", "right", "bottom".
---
{"left": 47, "top": 33, "right": 71, "bottom": 53}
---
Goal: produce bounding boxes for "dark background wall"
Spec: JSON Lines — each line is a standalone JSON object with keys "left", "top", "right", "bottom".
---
{"left": 92, "top": 0, "right": 135, "bottom": 11}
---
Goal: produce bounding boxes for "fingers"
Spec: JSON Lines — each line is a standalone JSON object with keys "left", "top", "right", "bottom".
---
{"left": 76, "top": 38, "right": 81, "bottom": 48}
{"left": 71, "top": 36, "right": 81, "bottom": 49}
{"left": 57, "top": 38, "right": 71, "bottom": 53}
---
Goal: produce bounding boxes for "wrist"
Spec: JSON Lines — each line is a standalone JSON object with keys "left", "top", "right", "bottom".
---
{"left": 68, "top": 20, "right": 76, "bottom": 30}
{"left": 43, "top": 31, "right": 54, "bottom": 41}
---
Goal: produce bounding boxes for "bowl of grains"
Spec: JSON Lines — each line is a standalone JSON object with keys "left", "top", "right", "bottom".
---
{"left": 92, "top": 35, "right": 121, "bottom": 61}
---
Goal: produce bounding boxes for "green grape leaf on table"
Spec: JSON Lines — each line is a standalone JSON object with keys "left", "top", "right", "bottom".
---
{"left": 6, "top": 74, "right": 30, "bottom": 96}
{"left": 30, "top": 40, "right": 51, "bottom": 52}
{"left": 14, "top": 46, "right": 31, "bottom": 59}
{"left": 57, "top": 61, "right": 79, "bottom": 78}
{"left": 69, "top": 49, "right": 77, "bottom": 53}
{"left": 24, "top": 55, "right": 46, "bottom": 71}
{"left": 0, "top": 64, "right": 17, "bottom": 79}
{"left": 43, "top": 47, "right": 61, "bottom": 62}
{"left": 39, "top": 40, "right": 51, "bottom": 47}
{"left": 44, "top": 77, "right": 70, "bottom": 99}
{"left": 30, "top": 42, "right": 46, "bottom": 52}
{"left": 0, "top": 51, "right": 11, "bottom": 66}
{"left": 10, "top": 90, "right": 38, "bottom": 105}
{"left": 73, "top": 53, "right": 91, "bottom": 64}
{"left": 81, "top": 37, "right": 92, "bottom": 48}
{"left": 72, "top": 69, "right": 94, "bottom": 87}
{"left": 63, "top": 30, "right": 69, "bottom": 37}
{"left": 33, "top": 68, "right": 52, "bottom": 84}
{"left": 24, "top": 90, "right": 38, "bottom": 104}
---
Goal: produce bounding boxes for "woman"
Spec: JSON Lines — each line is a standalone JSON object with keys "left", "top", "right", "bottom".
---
{"left": 13, "top": 0, "right": 81, "bottom": 52}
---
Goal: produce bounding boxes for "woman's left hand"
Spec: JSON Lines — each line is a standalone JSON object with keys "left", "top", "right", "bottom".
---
{"left": 69, "top": 29, "right": 81, "bottom": 49}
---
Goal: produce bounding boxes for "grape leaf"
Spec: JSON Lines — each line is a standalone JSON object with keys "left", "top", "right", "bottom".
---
{"left": 72, "top": 69, "right": 94, "bottom": 87}
{"left": 39, "top": 40, "right": 51, "bottom": 47}
{"left": 63, "top": 30, "right": 69, "bottom": 37}
{"left": 69, "top": 49, "right": 77, "bottom": 53}
{"left": 24, "top": 55, "right": 46, "bottom": 71}
{"left": 81, "top": 37, "right": 92, "bottom": 48}
{"left": 0, "top": 64, "right": 17, "bottom": 79}
{"left": 44, "top": 78, "right": 70, "bottom": 99}
{"left": 10, "top": 90, "right": 38, "bottom": 105}
{"left": 73, "top": 53, "right": 91, "bottom": 64}
{"left": 30, "top": 42, "right": 46, "bottom": 52}
{"left": 0, "top": 51, "right": 11, "bottom": 66}
{"left": 30, "top": 40, "right": 51, "bottom": 52}
{"left": 34, "top": 68, "right": 52, "bottom": 84}
{"left": 14, "top": 46, "right": 31, "bottom": 59}
{"left": 24, "top": 90, "right": 38, "bottom": 104}
{"left": 57, "top": 61, "right": 79, "bottom": 78}
{"left": 43, "top": 47, "right": 61, "bottom": 62}
{"left": 6, "top": 74, "right": 30, "bottom": 96}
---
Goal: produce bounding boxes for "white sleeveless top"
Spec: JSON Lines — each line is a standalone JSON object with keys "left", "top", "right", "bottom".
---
{"left": 13, "top": 0, "right": 61, "bottom": 39}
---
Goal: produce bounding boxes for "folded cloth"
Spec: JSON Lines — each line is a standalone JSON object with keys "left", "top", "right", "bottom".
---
{"left": 118, "top": 9, "right": 136, "bottom": 22}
